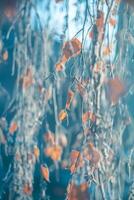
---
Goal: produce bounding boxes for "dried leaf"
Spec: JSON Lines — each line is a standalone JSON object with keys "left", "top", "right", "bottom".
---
{"left": 70, "top": 150, "right": 83, "bottom": 173}
{"left": 66, "top": 90, "right": 74, "bottom": 110}
{"left": 109, "top": 18, "right": 116, "bottom": 26}
{"left": 61, "top": 38, "right": 81, "bottom": 63}
{"left": 45, "top": 145, "right": 62, "bottom": 161}
{"left": 67, "top": 183, "right": 89, "bottom": 200}
{"left": 82, "top": 112, "right": 96, "bottom": 123}
{"left": 96, "top": 10, "right": 104, "bottom": 29}
{"left": 106, "top": 77, "right": 125, "bottom": 105}
{"left": 9, "top": 122, "right": 18, "bottom": 134}
{"left": 103, "top": 46, "right": 111, "bottom": 56}
{"left": 80, "top": 182, "right": 88, "bottom": 192}
{"left": 55, "top": 62, "right": 64, "bottom": 72}
{"left": 59, "top": 109, "right": 67, "bottom": 121}
{"left": 34, "top": 146, "right": 40, "bottom": 159}
{"left": 44, "top": 146, "right": 53, "bottom": 157}
{"left": 50, "top": 145, "right": 62, "bottom": 161}
{"left": 23, "top": 184, "right": 32, "bottom": 195}
{"left": 3, "top": 50, "right": 8, "bottom": 61}
{"left": 93, "top": 61, "right": 104, "bottom": 73}
{"left": 88, "top": 142, "right": 101, "bottom": 165}
{"left": 41, "top": 165, "right": 50, "bottom": 182}
{"left": 70, "top": 163, "right": 77, "bottom": 174}
{"left": 70, "top": 150, "right": 80, "bottom": 163}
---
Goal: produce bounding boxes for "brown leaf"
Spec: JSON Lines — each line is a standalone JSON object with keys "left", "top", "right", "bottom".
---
{"left": 41, "top": 165, "right": 50, "bottom": 182}
{"left": 70, "top": 150, "right": 80, "bottom": 164}
{"left": 23, "top": 184, "right": 32, "bottom": 195}
{"left": 61, "top": 38, "right": 81, "bottom": 63}
{"left": 96, "top": 10, "right": 104, "bottom": 30}
{"left": 66, "top": 90, "right": 74, "bottom": 110}
{"left": 88, "top": 142, "right": 101, "bottom": 165}
{"left": 70, "top": 150, "right": 83, "bottom": 174}
{"left": 67, "top": 183, "right": 89, "bottom": 200}
{"left": 106, "top": 77, "right": 125, "bottom": 105}
{"left": 82, "top": 112, "right": 96, "bottom": 123}
{"left": 9, "top": 122, "right": 18, "bottom": 134}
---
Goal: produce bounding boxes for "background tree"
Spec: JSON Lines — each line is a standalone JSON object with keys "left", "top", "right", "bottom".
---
{"left": 0, "top": 0, "right": 134, "bottom": 199}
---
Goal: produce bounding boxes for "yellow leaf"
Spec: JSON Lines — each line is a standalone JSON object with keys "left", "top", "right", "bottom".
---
{"left": 59, "top": 110, "right": 67, "bottom": 121}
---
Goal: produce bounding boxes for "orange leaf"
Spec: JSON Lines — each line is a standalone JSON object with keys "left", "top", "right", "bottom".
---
{"left": 56, "top": 62, "right": 64, "bottom": 72}
{"left": 88, "top": 142, "right": 101, "bottom": 165}
{"left": 70, "top": 150, "right": 80, "bottom": 164}
{"left": 103, "top": 46, "right": 111, "bottom": 56}
{"left": 23, "top": 184, "right": 32, "bottom": 195}
{"left": 66, "top": 90, "right": 74, "bottom": 110}
{"left": 93, "top": 61, "right": 105, "bottom": 73}
{"left": 67, "top": 183, "right": 89, "bottom": 200}
{"left": 34, "top": 146, "right": 40, "bottom": 159}
{"left": 50, "top": 145, "right": 62, "bottom": 161}
{"left": 44, "top": 146, "right": 53, "bottom": 157}
{"left": 3, "top": 50, "right": 8, "bottom": 61}
{"left": 80, "top": 182, "right": 88, "bottom": 192}
{"left": 45, "top": 145, "right": 62, "bottom": 161}
{"left": 109, "top": 18, "right": 116, "bottom": 26}
{"left": 70, "top": 150, "right": 83, "bottom": 174}
{"left": 41, "top": 165, "right": 50, "bottom": 182}
{"left": 9, "top": 122, "right": 18, "bottom": 134}
{"left": 82, "top": 112, "right": 96, "bottom": 123}
{"left": 82, "top": 112, "right": 89, "bottom": 123}
{"left": 59, "top": 110, "right": 67, "bottom": 121}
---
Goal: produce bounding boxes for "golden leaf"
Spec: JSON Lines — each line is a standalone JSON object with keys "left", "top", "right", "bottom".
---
{"left": 59, "top": 110, "right": 67, "bottom": 121}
